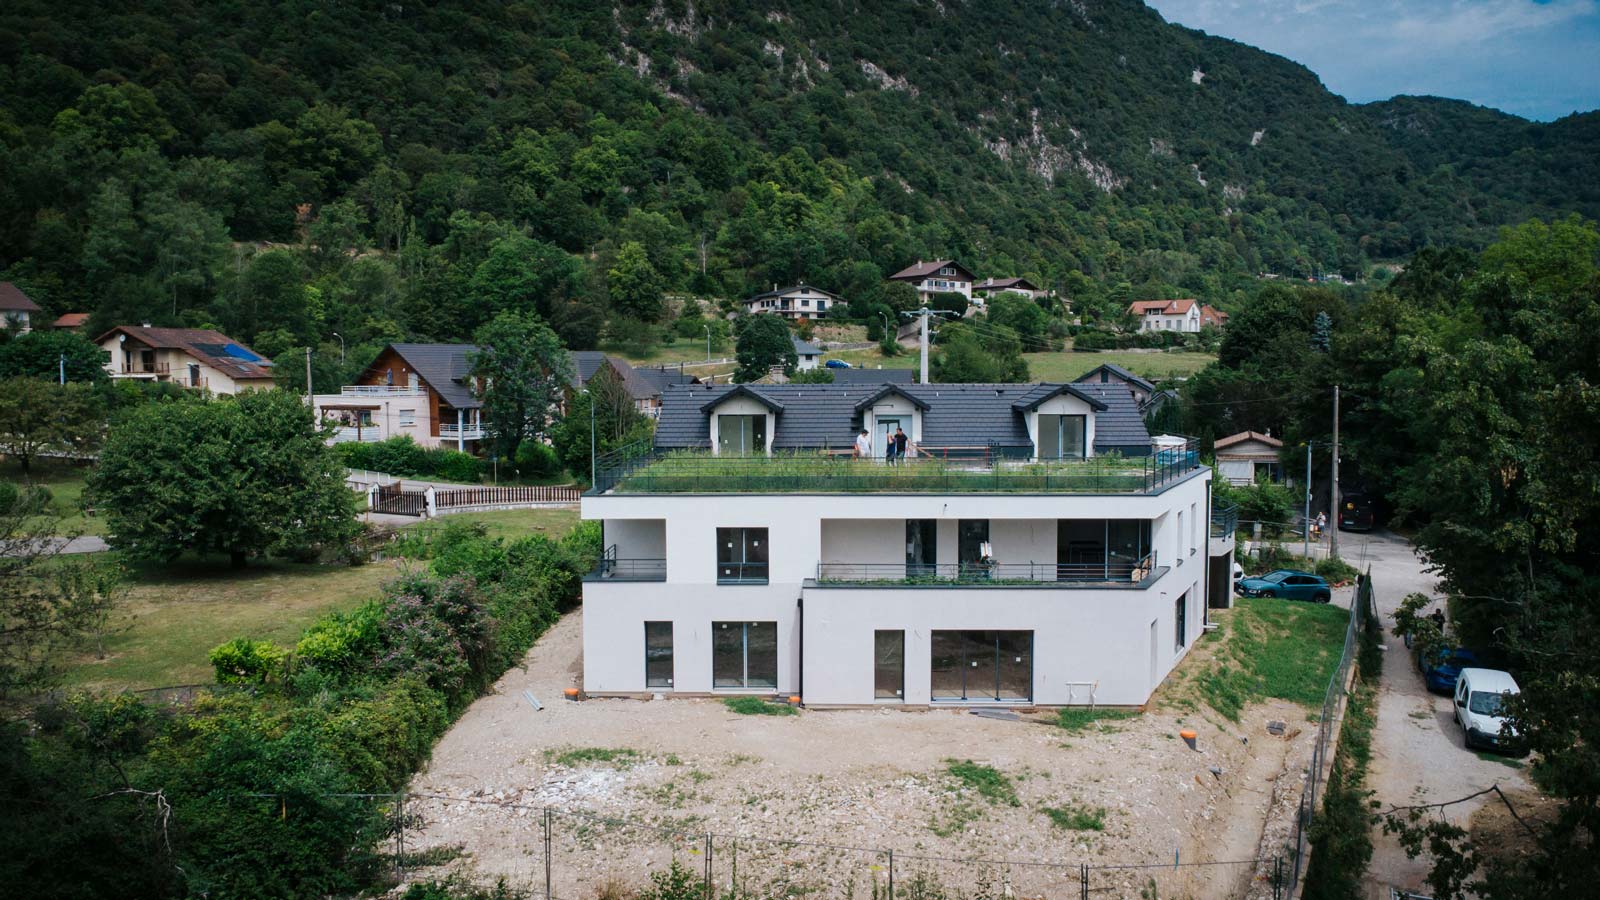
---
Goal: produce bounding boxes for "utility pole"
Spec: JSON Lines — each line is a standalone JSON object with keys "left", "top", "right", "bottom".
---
{"left": 304, "top": 347, "right": 313, "bottom": 405}
{"left": 918, "top": 307, "right": 931, "bottom": 384}
{"left": 589, "top": 388, "right": 597, "bottom": 488}
{"left": 704, "top": 325, "right": 711, "bottom": 362}
{"left": 1303, "top": 442, "right": 1312, "bottom": 560}
{"left": 1330, "top": 385, "right": 1341, "bottom": 561}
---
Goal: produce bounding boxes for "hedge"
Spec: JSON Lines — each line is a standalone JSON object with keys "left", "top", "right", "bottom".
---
{"left": 335, "top": 436, "right": 485, "bottom": 483}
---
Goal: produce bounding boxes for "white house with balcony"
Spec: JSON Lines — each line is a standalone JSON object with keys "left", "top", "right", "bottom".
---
{"left": 742, "top": 283, "right": 842, "bottom": 321}
{"left": 888, "top": 260, "right": 976, "bottom": 306}
{"left": 579, "top": 380, "right": 1235, "bottom": 707}
{"left": 313, "top": 343, "right": 484, "bottom": 452}
{"left": 95, "top": 325, "right": 275, "bottom": 394}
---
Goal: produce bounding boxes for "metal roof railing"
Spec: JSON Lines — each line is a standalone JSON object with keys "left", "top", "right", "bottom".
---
{"left": 589, "top": 439, "right": 1201, "bottom": 495}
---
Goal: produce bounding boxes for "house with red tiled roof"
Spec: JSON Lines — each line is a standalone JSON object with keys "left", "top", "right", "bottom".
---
{"left": 1128, "top": 298, "right": 1203, "bottom": 333}
{"left": 0, "top": 282, "right": 43, "bottom": 333}
{"left": 94, "top": 325, "right": 275, "bottom": 395}
{"left": 1199, "top": 305, "right": 1229, "bottom": 329}
{"left": 52, "top": 312, "right": 90, "bottom": 331}
{"left": 888, "top": 259, "right": 976, "bottom": 306}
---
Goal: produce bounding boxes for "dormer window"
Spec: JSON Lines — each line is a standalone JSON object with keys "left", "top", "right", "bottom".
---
{"left": 1038, "top": 414, "right": 1086, "bottom": 459}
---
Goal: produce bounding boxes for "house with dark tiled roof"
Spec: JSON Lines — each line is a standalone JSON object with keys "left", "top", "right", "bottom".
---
{"left": 95, "top": 325, "right": 274, "bottom": 394}
{"left": 741, "top": 283, "right": 841, "bottom": 321}
{"left": 791, "top": 335, "right": 823, "bottom": 371}
{"left": 0, "top": 282, "right": 44, "bottom": 333}
{"left": 972, "top": 276, "right": 1043, "bottom": 302}
{"left": 580, "top": 378, "right": 1229, "bottom": 709}
{"left": 571, "top": 351, "right": 701, "bottom": 418}
{"left": 313, "top": 343, "right": 484, "bottom": 451}
{"left": 888, "top": 259, "right": 976, "bottom": 306}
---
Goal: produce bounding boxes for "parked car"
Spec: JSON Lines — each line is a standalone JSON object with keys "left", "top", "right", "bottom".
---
{"left": 1453, "top": 667, "right": 1524, "bottom": 754}
{"left": 824, "top": 359, "right": 852, "bottom": 369}
{"left": 1234, "top": 569, "right": 1332, "bottom": 602}
{"left": 1419, "top": 646, "right": 1479, "bottom": 694}
{"left": 1338, "top": 492, "right": 1378, "bottom": 532}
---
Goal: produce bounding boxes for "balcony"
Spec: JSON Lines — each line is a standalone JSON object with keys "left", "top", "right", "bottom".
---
{"left": 1210, "top": 502, "right": 1238, "bottom": 538}
{"left": 341, "top": 384, "right": 425, "bottom": 396}
{"left": 332, "top": 426, "right": 384, "bottom": 443}
{"left": 592, "top": 440, "right": 1201, "bottom": 495}
{"left": 438, "top": 422, "right": 485, "bottom": 440}
{"left": 813, "top": 552, "right": 1162, "bottom": 588}
{"left": 588, "top": 558, "right": 667, "bottom": 582}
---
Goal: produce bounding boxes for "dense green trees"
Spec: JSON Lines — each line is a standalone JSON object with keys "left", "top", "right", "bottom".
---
{"left": 88, "top": 391, "right": 357, "bottom": 566}
{"left": 468, "top": 312, "right": 572, "bottom": 464}
{"left": 0, "top": 379, "right": 102, "bottom": 473}
{"left": 733, "top": 314, "right": 798, "bottom": 382}
{"left": 931, "top": 322, "right": 1029, "bottom": 383}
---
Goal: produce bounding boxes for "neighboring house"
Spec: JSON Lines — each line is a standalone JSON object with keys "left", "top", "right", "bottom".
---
{"left": 972, "top": 277, "right": 1043, "bottom": 302}
{"left": 313, "top": 343, "right": 483, "bottom": 452}
{"left": 791, "top": 336, "right": 822, "bottom": 371}
{"left": 0, "top": 282, "right": 43, "bottom": 333}
{"left": 1074, "top": 363, "right": 1157, "bottom": 409}
{"left": 580, "top": 380, "right": 1233, "bottom": 707}
{"left": 1199, "top": 305, "right": 1229, "bottom": 329}
{"left": 1128, "top": 299, "right": 1202, "bottom": 333}
{"left": 52, "top": 312, "right": 90, "bottom": 331}
{"left": 571, "top": 351, "right": 700, "bottom": 418}
{"left": 1213, "top": 431, "right": 1284, "bottom": 485}
{"left": 742, "top": 284, "right": 842, "bottom": 321}
{"left": 95, "top": 325, "right": 275, "bottom": 394}
{"left": 888, "top": 259, "right": 976, "bottom": 306}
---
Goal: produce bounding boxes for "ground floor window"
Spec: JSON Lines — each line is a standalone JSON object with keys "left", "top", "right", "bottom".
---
{"left": 645, "top": 621, "right": 673, "bottom": 688}
{"left": 874, "top": 630, "right": 905, "bottom": 699}
{"left": 712, "top": 621, "right": 777, "bottom": 689}
{"left": 930, "top": 630, "right": 1032, "bottom": 701}
{"left": 1175, "top": 592, "right": 1188, "bottom": 650}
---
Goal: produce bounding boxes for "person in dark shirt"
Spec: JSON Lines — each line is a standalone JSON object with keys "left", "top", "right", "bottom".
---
{"left": 893, "top": 426, "right": 909, "bottom": 464}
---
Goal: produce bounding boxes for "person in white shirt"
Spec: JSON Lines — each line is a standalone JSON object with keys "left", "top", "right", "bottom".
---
{"left": 854, "top": 429, "right": 872, "bottom": 458}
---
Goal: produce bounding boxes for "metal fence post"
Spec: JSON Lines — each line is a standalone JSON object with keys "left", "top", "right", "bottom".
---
{"left": 1080, "top": 863, "right": 1089, "bottom": 900}
{"left": 395, "top": 791, "right": 406, "bottom": 882}
{"left": 703, "top": 833, "right": 712, "bottom": 900}
{"left": 887, "top": 849, "right": 894, "bottom": 900}
{"left": 1273, "top": 854, "right": 1284, "bottom": 900}
{"left": 544, "top": 807, "right": 553, "bottom": 900}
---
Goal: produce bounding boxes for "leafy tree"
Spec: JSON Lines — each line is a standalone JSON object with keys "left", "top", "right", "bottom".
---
{"left": 790, "top": 368, "right": 835, "bottom": 384}
{"left": 607, "top": 241, "right": 665, "bottom": 322}
{"left": 928, "top": 291, "right": 968, "bottom": 318}
{"left": 469, "top": 312, "right": 572, "bottom": 463}
{"left": 88, "top": 391, "right": 357, "bottom": 566}
{"left": 733, "top": 314, "right": 796, "bottom": 382}
{"left": 986, "top": 293, "right": 1052, "bottom": 350}
{"left": 0, "top": 331, "right": 109, "bottom": 383}
{"left": 931, "top": 321, "right": 1028, "bottom": 383}
{"left": 0, "top": 378, "right": 103, "bottom": 474}
{"left": 1310, "top": 310, "right": 1332, "bottom": 352}
{"left": 552, "top": 363, "right": 651, "bottom": 483}
{"left": 881, "top": 281, "right": 919, "bottom": 314}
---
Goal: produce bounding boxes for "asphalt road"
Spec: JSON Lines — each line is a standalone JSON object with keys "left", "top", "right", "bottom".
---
{"left": 1338, "top": 529, "right": 1530, "bottom": 898}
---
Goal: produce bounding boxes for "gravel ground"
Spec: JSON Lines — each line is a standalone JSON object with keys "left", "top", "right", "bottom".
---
{"left": 405, "top": 609, "right": 1324, "bottom": 899}
{"left": 1349, "top": 530, "right": 1533, "bottom": 898}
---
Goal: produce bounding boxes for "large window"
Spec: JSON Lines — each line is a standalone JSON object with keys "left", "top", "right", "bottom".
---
{"left": 874, "top": 630, "right": 904, "bottom": 700}
{"left": 712, "top": 621, "right": 777, "bottom": 689}
{"left": 717, "top": 414, "right": 766, "bottom": 455}
{"left": 958, "top": 520, "right": 989, "bottom": 573}
{"left": 645, "top": 622, "right": 674, "bottom": 688}
{"left": 1175, "top": 592, "right": 1188, "bottom": 650}
{"left": 1038, "top": 414, "right": 1087, "bottom": 459}
{"left": 906, "top": 519, "right": 937, "bottom": 576}
{"left": 716, "top": 527, "right": 769, "bottom": 584}
{"left": 1057, "top": 519, "right": 1152, "bottom": 580}
{"left": 931, "top": 631, "right": 1032, "bottom": 701}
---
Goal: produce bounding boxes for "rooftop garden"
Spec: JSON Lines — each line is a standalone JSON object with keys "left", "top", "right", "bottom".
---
{"left": 596, "top": 446, "right": 1199, "bottom": 494}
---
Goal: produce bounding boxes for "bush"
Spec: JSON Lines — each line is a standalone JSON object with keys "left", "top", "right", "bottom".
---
{"left": 514, "top": 441, "right": 562, "bottom": 478}
{"left": 376, "top": 571, "right": 493, "bottom": 707}
{"left": 1316, "top": 556, "right": 1360, "bottom": 583}
{"left": 1072, "top": 329, "right": 1116, "bottom": 350}
{"left": 319, "top": 676, "right": 450, "bottom": 790}
{"left": 336, "top": 436, "right": 484, "bottom": 483}
{"left": 209, "top": 638, "right": 288, "bottom": 684}
{"left": 1215, "top": 481, "right": 1297, "bottom": 530}
{"left": 295, "top": 601, "right": 384, "bottom": 675}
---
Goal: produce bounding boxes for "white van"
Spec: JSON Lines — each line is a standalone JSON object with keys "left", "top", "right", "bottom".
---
{"left": 1453, "top": 667, "right": 1522, "bottom": 753}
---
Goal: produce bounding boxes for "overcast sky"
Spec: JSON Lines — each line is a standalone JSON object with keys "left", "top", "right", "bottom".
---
{"left": 1145, "top": 0, "right": 1600, "bottom": 120}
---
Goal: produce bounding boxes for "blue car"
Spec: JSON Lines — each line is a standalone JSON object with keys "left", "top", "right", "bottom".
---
{"left": 1233, "top": 569, "right": 1332, "bottom": 602}
{"left": 1419, "top": 646, "right": 1479, "bottom": 694}
{"left": 824, "top": 359, "right": 852, "bottom": 369}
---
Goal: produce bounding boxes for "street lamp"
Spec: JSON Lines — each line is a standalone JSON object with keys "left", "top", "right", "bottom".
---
{"left": 331, "top": 332, "right": 345, "bottom": 362}
{"left": 704, "top": 324, "right": 711, "bottom": 362}
{"left": 581, "top": 386, "right": 597, "bottom": 488}
{"left": 879, "top": 311, "right": 891, "bottom": 343}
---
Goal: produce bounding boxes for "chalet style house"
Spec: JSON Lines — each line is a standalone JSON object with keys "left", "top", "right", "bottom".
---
{"left": 973, "top": 277, "right": 1044, "bottom": 301}
{"left": 888, "top": 260, "right": 976, "bottom": 306}
{"left": 314, "top": 343, "right": 483, "bottom": 451}
{"left": 0, "top": 282, "right": 43, "bottom": 333}
{"left": 95, "top": 325, "right": 275, "bottom": 394}
{"left": 742, "top": 284, "right": 842, "bottom": 321}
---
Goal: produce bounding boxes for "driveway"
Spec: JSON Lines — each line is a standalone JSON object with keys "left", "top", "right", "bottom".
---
{"left": 1338, "top": 530, "right": 1530, "bottom": 898}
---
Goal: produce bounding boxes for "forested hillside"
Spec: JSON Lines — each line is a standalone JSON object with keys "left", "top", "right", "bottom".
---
{"left": 0, "top": 0, "right": 1592, "bottom": 365}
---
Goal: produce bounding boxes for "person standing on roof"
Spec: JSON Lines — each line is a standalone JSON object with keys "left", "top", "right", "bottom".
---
{"left": 893, "top": 426, "right": 909, "bottom": 464}
{"left": 854, "top": 428, "right": 872, "bottom": 459}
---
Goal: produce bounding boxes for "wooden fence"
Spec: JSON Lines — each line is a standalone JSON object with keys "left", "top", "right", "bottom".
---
{"left": 433, "top": 485, "right": 582, "bottom": 509}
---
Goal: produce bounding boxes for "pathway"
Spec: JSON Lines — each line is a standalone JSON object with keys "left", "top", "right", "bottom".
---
{"left": 1343, "top": 530, "right": 1529, "bottom": 898}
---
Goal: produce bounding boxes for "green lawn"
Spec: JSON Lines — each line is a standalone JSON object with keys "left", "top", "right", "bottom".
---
{"left": 0, "top": 459, "right": 104, "bottom": 536}
{"left": 1022, "top": 349, "right": 1216, "bottom": 383}
{"left": 1157, "top": 596, "right": 1350, "bottom": 721}
{"left": 426, "top": 507, "right": 579, "bottom": 542}
{"left": 61, "top": 559, "right": 401, "bottom": 691}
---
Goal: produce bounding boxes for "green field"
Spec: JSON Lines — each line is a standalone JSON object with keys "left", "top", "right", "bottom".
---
{"left": 61, "top": 560, "right": 400, "bottom": 691}
{"left": 422, "top": 507, "right": 579, "bottom": 542}
{"left": 0, "top": 459, "right": 104, "bottom": 536}
{"left": 1022, "top": 349, "right": 1216, "bottom": 383}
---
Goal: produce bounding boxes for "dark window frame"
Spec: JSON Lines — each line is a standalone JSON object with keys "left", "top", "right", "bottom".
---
{"left": 645, "top": 621, "right": 674, "bottom": 688}
{"left": 1175, "top": 592, "right": 1188, "bottom": 650}
{"left": 874, "top": 630, "right": 905, "bottom": 700}
{"left": 717, "top": 527, "right": 769, "bottom": 584}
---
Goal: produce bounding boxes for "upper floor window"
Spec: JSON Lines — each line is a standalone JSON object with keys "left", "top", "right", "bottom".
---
{"left": 717, "top": 414, "right": 766, "bottom": 455}
{"left": 1038, "top": 414, "right": 1086, "bottom": 459}
{"left": 399, "top": 408, "right": 417, "bottom": 427}
{"left": 717, "top": 528, "right": 769, "bottom": 584}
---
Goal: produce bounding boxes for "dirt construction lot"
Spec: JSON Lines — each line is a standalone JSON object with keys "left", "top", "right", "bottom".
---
{"left": 406, "top": 596, "right": 1345, "bottom": 900}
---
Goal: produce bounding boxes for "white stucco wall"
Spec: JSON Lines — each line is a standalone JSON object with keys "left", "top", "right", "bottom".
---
{"left": 606, "top": 519, "right": 667, "bottom": 559}
{"left": 1024, "top": 394, "right": 1098, "bottom": 457}
{"left": 579, "top": 471, "right": 1213, "bottom": 705}
{"left": 707, "top": 395, "right": 777, "bottom": 455}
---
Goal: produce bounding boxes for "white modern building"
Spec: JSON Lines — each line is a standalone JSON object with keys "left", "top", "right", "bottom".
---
{"left": 742, "top": 284, "right": 842, "bottom": 321}
{"left": 580, "top": 381, "right": 1235, "bottom": 708}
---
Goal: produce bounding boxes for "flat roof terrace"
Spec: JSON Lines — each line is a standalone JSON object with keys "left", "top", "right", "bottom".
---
{"left": 589, "top": 441, "right": 1203, "bottom": 495}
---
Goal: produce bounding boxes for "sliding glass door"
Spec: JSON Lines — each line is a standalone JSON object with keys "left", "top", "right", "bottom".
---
{"left": 928, "top": 630, "right": 1033, "bottom": 701}
{"left": 1038, "top": 414, "right": 1086, "bottom": 459}
{"left": 712, "top": 621, "right": 777, "bottom": 689}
